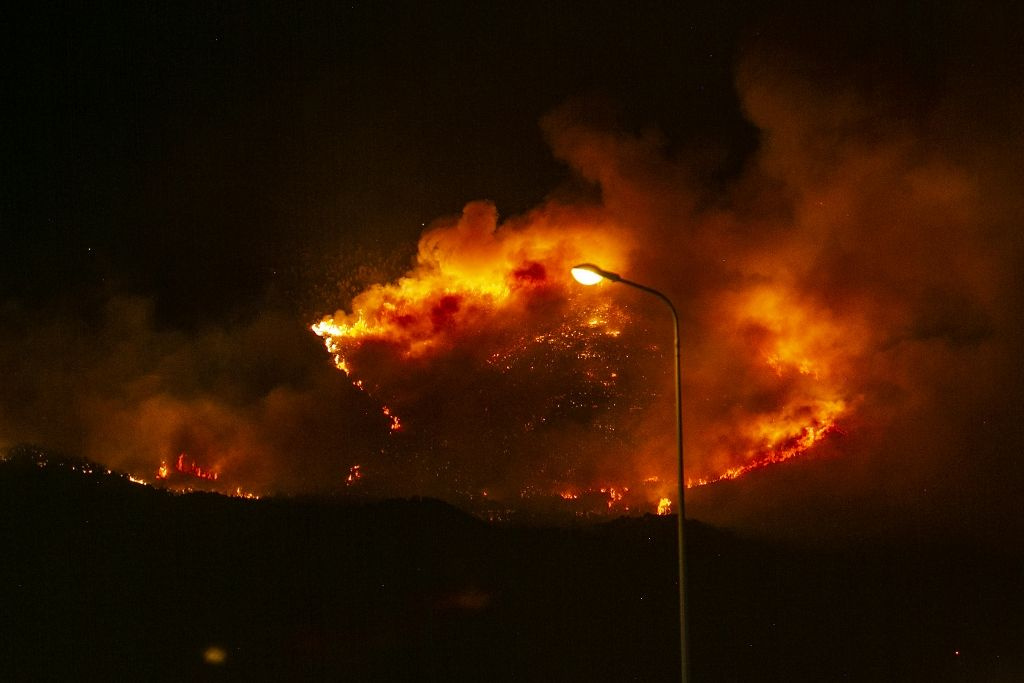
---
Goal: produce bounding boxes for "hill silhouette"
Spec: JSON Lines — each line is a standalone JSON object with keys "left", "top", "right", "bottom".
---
{"left": 3, "top": 446, "right": 1021, "bottom": 681}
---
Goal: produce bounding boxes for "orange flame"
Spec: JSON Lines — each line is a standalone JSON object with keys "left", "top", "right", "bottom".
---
{"left": 312, "top": 201, "right": 628, "bottom": 376}
{"left": 381, "top": 406, "right": 402, "bottom": 432}
{"left": 688, "top": 415, "right": 842, "bottom": 489}
{"left": 312, "top": 201, "right": 853, "bottom": 499}
{"left": 176, "top": 452, "right": 219, "bottom": 480}
{"left": 155, "top": 452, "right": 220, "bottom": 482}
{"left": 680, "top": 280, "right": 855, "bottom": 486}
{"left": 600, "top": 486, "right": 626, "bottom": 509}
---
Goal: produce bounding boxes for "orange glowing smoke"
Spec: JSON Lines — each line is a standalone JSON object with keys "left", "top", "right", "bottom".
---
{"left": 312, "top": 202, "right": 631, "bottom": 457}
{"left": 687, "top": 413, "right": 843, "bottom": 489}
{"left": 312, "top": 199, "right": 853, "bottom": 502}
{"left": 679, "top": 279, "right": 856, "bottom": 489}
{"left": 312, "top": 201, "right": 628, "bottom": 375}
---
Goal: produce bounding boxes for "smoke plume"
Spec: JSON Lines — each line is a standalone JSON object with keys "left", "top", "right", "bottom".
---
{"left": 4, "top": 9, "right": 1022, "bottom": 540}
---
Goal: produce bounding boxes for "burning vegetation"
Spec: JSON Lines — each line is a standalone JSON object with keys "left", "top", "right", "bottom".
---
{"left": 3, "top": 25, "right": 1019, "bottom": 528}
{"left": 156, "top": 453, "right": 220, "bottom": 483}
{"left": 312, "top": 194, "right": 854, "bottom": 509}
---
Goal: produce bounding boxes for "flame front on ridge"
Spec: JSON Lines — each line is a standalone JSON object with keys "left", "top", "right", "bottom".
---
{"left": 312, "top": 201, "right": 853, "bottom": 507}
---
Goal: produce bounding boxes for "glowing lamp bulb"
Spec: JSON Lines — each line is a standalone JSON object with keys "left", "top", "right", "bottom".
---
{"left": 571, "top": 267, "right": 603, "bottom": 285}
{"left": 571, "top": 264, "right": 610, "bottom": 285}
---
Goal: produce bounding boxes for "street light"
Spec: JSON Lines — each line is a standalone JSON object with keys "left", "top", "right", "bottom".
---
{"left": 571, "top": 262, "right": 690, "bottom": 683}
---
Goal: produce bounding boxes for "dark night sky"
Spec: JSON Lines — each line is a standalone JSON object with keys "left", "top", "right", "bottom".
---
{"left": 3, "top": 1, "right": 1024, "bottom": 542}
{"left": 4, "top": 1, "right": 764, "bottom": 320}
{"left": 6, "top": 1, "right": 1002, "bottom": 318}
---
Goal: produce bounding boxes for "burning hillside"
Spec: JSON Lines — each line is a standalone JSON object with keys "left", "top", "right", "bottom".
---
{"left": 312, "top": 189, "right": 855, "bottom": 506}
{"left": 2, "top": 13, "right": 1020, "bottom": 533}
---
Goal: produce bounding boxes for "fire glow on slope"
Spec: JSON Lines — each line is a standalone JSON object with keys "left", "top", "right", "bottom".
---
{"left": 683, "top": 281, "right": 855, "bottom": 488}
{"left": 145, "top": 453, "right": 258, "bottom": 498}
{"left": 156, "top": 452, "right": 220, "bottom": 482}
{"left": 312, "top": 201, "right": 851, "bottom": 505}
{"left": 313, "top": 202, "right": 627, "bottom": 376}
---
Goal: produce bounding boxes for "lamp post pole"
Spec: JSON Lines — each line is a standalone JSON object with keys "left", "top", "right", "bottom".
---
{"left": 571, "top": 264, "right": 689, "bottom": 683}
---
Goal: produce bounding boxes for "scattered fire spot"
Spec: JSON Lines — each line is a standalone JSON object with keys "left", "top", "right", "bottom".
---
{"left": 382, "top": 406, "right": 402, "bottom": 432}
{"left": 155, "top": 453, "right": 219, "bottom": 482}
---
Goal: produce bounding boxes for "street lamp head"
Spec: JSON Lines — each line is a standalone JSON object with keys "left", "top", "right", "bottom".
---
{"left": 571, "top": 263, "right": 621, "bottom": 286}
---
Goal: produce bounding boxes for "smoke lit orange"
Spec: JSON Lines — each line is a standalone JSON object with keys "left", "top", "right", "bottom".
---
{"left": 313, "top": 199, "right": 853, "bottom": 506}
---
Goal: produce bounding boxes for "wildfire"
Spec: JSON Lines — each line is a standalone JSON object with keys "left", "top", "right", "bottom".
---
{"left": 679, "top": 280, "right": 855, "bottom": 486}
{"left": 522, "top": 485, "right": 679, "bottom": 516}
{"left": 156, "top": 453, "right": 220, "bottom": 482}
{"left": 312, "top": 201, "right": 627, "bottom": 374}
{"left": 687, "top": 416, "right": 842, "bottom": 488}
{"left": 311, "top": 200, "right": 853, "bottom": 502}
{"left": 381, "top": 406, "right": 402, "bottom": 432}
{"left": 600, "top": 486, "right": 626, "bottom": 509}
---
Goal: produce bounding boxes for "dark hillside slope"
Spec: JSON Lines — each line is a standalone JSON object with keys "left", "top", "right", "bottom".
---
{"left": 2, "top": 451, "right": 1021, "bottom": 681}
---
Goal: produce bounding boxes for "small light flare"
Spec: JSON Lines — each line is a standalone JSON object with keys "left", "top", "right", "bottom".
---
{"left": 203, "top": 645, "right": 227, "bottom": 665}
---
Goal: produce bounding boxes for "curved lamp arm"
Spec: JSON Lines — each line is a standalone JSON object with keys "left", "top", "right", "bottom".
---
{"left": 570, "top": 263, "right": 689, "bottom": 683}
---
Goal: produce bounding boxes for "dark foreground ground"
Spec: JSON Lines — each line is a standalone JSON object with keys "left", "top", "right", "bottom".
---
{"left": 3, "top": 454, "right": 1022, "bottom": 682}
